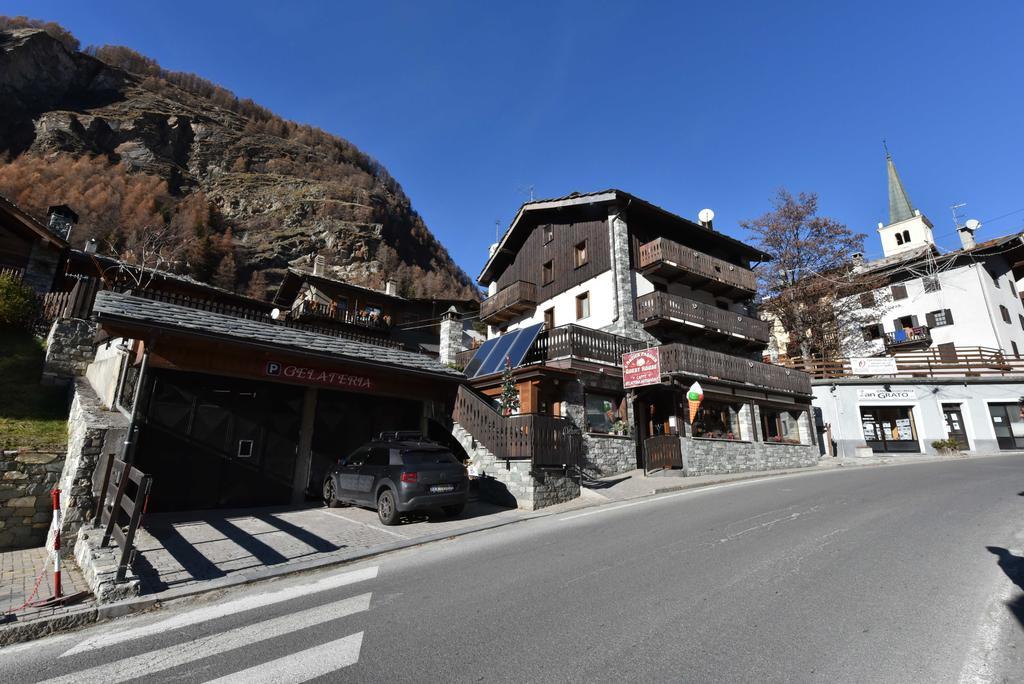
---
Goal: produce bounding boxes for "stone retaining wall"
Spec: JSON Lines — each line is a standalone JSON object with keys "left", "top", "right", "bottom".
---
{"left": 583, "top": 433, "right": 636, "bottom": 476}
{"left": 43, "top": 318, "right": 96, "bottom": 383}
{"left": 680, "top": 438, "right": 819, "bottom": 477}
{"left": 453, "top": 423, "right": 580, "bottom": 510}
{"left": 73, "top": 526, "right": 140, "bottom": 603}
{"left": 48, "top": 380, "right": 129, "bottom": 554}
{"left": 0, "top": 448, "right": 65, "bottom": 550}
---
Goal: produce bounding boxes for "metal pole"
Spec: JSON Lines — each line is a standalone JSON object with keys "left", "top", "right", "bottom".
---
{"left": 122, "top": 347, "right": 150, "bottom": 465}
{"left": 51, "top": 488, "right": 62, "bottom": 599}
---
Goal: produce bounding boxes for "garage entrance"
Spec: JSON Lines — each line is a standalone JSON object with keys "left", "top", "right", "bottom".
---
{"left": 138, "top": 370, "right": 304, "bottom": 511}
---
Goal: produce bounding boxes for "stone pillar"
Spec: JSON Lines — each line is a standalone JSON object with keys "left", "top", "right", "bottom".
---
{"left": 291, "top": 387, "right": 319, "bottom": 504}
{"left": 439, "top": 306, "right": 464, "bottom": 366}
{"left": 797, "top": 407, "right": 814, "bottom": 446}
{"left": 739, "top": 403, "right": 756, "bottom": 442}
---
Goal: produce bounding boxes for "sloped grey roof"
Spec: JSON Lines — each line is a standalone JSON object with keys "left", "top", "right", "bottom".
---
{"left": 886, "top": 154, "right": 916, "bottom": 225}
{"left": 93, "top": 290, "right": 464, "bottom": 379}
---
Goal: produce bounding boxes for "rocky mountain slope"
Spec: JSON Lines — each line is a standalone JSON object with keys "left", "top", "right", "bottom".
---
{"left": 0, "top": 20, "right": 477, "bottom": 300}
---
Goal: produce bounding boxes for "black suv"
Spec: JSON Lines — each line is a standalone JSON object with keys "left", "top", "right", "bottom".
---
{"left": 322, "top": 432, "right": 469, "bottom": 525}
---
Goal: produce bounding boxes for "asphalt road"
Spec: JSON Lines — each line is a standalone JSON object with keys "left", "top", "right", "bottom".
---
{"left": 3, "top": 456, "right": 1024, "bottom": 683}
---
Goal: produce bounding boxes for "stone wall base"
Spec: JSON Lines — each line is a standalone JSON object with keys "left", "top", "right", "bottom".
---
{"left": 453, "top": 423, "right": 580, "bottom": 510}
{"left": 0, "top": 449, "right": 65, "bottom": 551}
{"left": 43, "top": 318, "right": 96, "bottom": 383}
{"left": 680, "top": 439, "right": 819, "bottom": 477}
{"left": 583, "top": 434, "right": 636, "bottom": 476}
{"left": 73, "top": 526, "right": 140, "bottom": 603}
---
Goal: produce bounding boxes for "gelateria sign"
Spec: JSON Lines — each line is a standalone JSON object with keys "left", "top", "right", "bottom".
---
{"left": 622, "top": 347, "right": 661, "bottom": 389}
{"left": 264, "top": 361, "right": 372, "bottom": 390}
{"left": 856, "top": 388, "right": 916, "bottom": 402}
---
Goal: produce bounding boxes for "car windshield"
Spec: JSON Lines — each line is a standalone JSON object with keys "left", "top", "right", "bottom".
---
{"left": 401, "top": 450, "right": 459, "bottom": 465}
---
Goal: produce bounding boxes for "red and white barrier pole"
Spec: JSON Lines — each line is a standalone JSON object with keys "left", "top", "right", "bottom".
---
{"left": 51, "top": 488, "right": 62, "bottom": 599}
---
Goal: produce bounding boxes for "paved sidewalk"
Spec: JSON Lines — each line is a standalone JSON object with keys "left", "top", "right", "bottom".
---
{"left": 133, "top": 500, "right": 536, "bottom": 595}
{"left": 0, "top": 546, "right": 92, "bottom": 626}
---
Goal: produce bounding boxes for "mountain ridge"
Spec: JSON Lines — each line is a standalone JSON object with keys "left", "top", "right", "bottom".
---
{"left": 0, "top": 17, "right": 478, "bottom": 301}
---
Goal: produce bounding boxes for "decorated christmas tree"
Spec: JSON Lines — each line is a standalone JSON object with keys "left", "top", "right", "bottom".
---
{"left": 499, "top": 356, "right": 520, "bottom": 416}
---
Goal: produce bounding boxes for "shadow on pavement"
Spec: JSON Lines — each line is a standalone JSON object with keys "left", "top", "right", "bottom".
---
{"left": 986, "top": 546, "right": 1024, "bottom": 627}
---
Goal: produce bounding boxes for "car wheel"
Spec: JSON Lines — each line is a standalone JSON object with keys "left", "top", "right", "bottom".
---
{"left": 323, "top": 477, "right": 342, "bottom": 508}
{"left": 377, "top": 489, "right": 399, "bottom": 526}
{"left": 442, "top": 504, "right": 465, "bottom": 518}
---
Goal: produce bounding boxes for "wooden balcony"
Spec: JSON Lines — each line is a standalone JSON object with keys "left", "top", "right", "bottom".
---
{"left": 480, "top": 280, "right": 538, "bottom": 326}
{"left": 289, "top": 299, "right": 391, "bottom": 333}
{"left": 659, "top": 342, "right": 812, "bottom": 396}
{"left": 637, "top": 238, "right": 758, "bottom": 298}
{"left": 636, "top": 291, "right": 770, "bottom": 346}
{"left": 884, "top": 326, "right": 931, "bottom": 350}
{"left": 526, "top": 324, "right": 642, "bottom": 366}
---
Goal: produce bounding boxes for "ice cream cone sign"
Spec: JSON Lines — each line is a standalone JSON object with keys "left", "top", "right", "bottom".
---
{"left": 686, "top": 381, "right": 704, "bottom": 423}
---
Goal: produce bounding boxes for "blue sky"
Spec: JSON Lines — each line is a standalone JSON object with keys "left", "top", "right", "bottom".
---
{"left": 5, "top": 1, "right": 1023, "bottom": 278}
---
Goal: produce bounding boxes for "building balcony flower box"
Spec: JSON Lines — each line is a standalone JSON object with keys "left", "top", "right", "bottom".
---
{"left": 884, "top": 326, "right": 931, "bottom": 350}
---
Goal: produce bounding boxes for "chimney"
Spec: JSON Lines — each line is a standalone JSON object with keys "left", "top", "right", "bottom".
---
{"left": 313, "top": 255, "right": 326, "bottom": 276}
{"left": 852, "top": 252, "right": 865, "bottom": 269}
{"left": 385, "top": 278, "right": 398, "bottom": 296}
{"left": 959, "top": 219, "right": 980, "bottom": 250}
{"left": 439, "top": 306, "right": 464, "bottom": 366}
{"left": 47, "top": 205, "right": 78, "bottom": 241}
{"left": 83, "top": 238, "right": 98, "bottom": 255}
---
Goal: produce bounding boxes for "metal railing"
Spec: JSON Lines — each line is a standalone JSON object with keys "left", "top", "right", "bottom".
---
{"left": 479, "top": 280, "right": 538, "bottom": 324}
{"left": 637, "top": 238, "right": 758, "bottom": 294}
{"left": 452, "top": 385, "right": 582, "bottom": 467}
{"left": 659, "top": 342, "right": 812, "bottom": 396}
{"left": 884, "top": 326, "right": 931, "bottom": 349}
{"left": 635, "top": 291, "right": 770, "bottom": 343}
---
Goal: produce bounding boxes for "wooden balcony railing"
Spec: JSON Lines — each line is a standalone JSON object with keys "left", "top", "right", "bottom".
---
{"left": 452, "top": 385, "right": 582, "bottom": 467}
{"left": 526, "top": 324, "right": 643, "bottom": 366}
{"left": 290, "top": 298, "right": 392, "bottom": 331}
{"left": 637, "top": 238, "right": 758, "bottom": 296}
{"left": 479, "top": 280, "right": 538, "bottom": 326}
{"left": 635, "top": 291, "right": 770, "bottom": 344}
{"left": 659, "top": 342, "right": 812, "bottom": 396}
{"left": 884, "top": 326, "right": 931, "bottom": 349}
{"left": 781, "top": 347, "right": 1024, "bottom": 379}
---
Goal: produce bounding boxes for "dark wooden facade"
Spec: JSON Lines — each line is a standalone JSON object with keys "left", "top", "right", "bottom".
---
{"left": 493, "top": 220, "right": 611, "bottom": 299}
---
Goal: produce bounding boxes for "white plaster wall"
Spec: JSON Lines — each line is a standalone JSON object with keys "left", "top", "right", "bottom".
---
{"left": 496, "top": 270, "right": 617, "bottom": 336}
{"left": 85, "top": 338, "right": 128, "bottom": 410}
{"left": 877, "top": 215, "right": 934, "bottom": 257}
{"left": 813, "top": 381, "right": 1024, "bottom": 457}
{"left": 843, "top": 260, "right": 1024, "bottom": 356}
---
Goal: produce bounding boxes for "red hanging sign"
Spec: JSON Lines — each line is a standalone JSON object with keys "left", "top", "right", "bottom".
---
{"left": 622, "top": 347, "right": 661, "bottom": 389}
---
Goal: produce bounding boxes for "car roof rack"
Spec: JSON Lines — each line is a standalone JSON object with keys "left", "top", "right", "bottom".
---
{"left": 377, "top": 431, "right": 430, "bottom": 443}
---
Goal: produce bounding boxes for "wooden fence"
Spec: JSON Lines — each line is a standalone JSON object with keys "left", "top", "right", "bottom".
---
{"left": 782, "top": 347, "right": 1024, "bottom": 379}
{"left": 94, "top": 454, "right": 153, "bottom": 583}
{"left": 527, "top": 324, "right": 642, "bottom": 366}
{"left": 38, "top": 277, "right": 100, "bottom": 326}
{"left": 659, "top": 342, "right": 812, "bottom": 396}
{"left": 452, "top": 385, "right": 583, "bottom": 468}
{"left": 635, "top": 291, "right": 770, "bottom": 343}
{"left": 644, "top": 435, "right": 682, "bottom": 473}
{"left": 0, "top": 266, "right": 25, "bottom": 281}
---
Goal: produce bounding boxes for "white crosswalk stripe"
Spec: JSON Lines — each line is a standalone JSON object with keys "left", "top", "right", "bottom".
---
{"left": 48, "top": 593, "right": 372, "bottom": 684}
{"left": 62, "top": 564, "right": 378, "bottom": 657}
{"left": 204, "top": 632, "right": 364, "bottom": 684}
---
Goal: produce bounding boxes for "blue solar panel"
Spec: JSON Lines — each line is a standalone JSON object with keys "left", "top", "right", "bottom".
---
{"left": 504, "top": 322, "right": 544, "bottom": 370}
{"left": 475, "top": 333, "right": 518, "bottom": 377}
{"left": 468, "top": 322, "right": 545, "bottom": 378}
{"left": 463, "top": 337, "right": 499, "bottom": 378}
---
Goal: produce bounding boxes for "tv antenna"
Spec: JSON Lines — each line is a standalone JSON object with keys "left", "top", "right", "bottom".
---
{"left": 950, "top": 202, "right": 967, "bottom": 230}
{"left": 518, "top": 184, "right": 535, "bottom": 202}
{"left": 495, "top": 219, "right": 501, "bottom": 242}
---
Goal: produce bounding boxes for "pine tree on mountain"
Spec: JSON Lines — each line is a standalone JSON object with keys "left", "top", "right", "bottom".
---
{"left": 246, "top": 270, "right": 268, "bottom": 300}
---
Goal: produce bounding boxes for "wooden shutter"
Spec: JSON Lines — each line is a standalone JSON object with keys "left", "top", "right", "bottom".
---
{"left": 891, "top": 284, "right": 908, "bottom": 300}
{"left": 937, "top": 342, "right": 957, "bottom": 362}
{"left": 893, "top": 318, "right": 903, "bottom": 330}
{"left": 944, "top": 309, "right": 954, "bottom": 325}
{"left": 911, "top": 315, "right": 920, "bottom": 327}
{"left": 925, "top": 311, "right": 936, "bottom": 327}
{"left": 859, "top": 293, "right": 874, "bottom": 308}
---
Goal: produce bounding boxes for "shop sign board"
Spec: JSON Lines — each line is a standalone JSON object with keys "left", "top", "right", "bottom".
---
{"left": 622, "top": 347, "right": 661, "bottom": 389}
{"left": 850, "top": 357, "right": 898, "bottom": 376}
{"left": 265, "top": 360, "right": 373, "bottom": 390}
{"left": 856, "top": 388, "right": 916, "bottom": 402}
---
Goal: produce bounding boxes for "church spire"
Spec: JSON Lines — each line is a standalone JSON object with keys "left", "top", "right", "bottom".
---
{"left": 885, "top": 144, "right": 915, "bottom": 225}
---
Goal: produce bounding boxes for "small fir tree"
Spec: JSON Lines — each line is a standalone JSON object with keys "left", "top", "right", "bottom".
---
{"left": 498, "top": 356, "right": 520, "bottom": 416}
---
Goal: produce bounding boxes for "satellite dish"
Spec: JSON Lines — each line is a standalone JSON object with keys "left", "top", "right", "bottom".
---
{"left": 698, "top": 208, "right": 715, "bottom": 224}
{"left": 964, "top": 219, "right": 981, "bottom": 231}
{"left": 270, "top": 308, "right": 281, "bottom": 320}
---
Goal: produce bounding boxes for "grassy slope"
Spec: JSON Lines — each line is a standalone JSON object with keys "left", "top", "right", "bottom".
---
{"left": 0, "top": 329, "right": 69, "bottom": 449}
